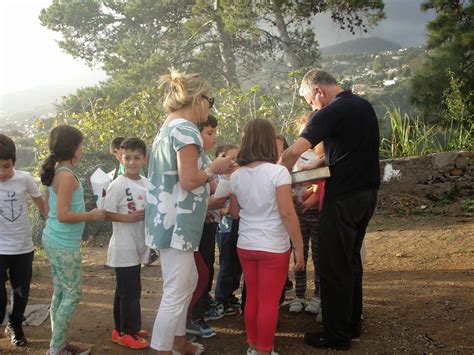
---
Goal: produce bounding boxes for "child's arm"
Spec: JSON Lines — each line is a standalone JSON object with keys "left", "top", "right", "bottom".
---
{"left": 32, "top": 196, "right": 47, "bottom": 219}
{"left": 105, "top": 210, "right": 145, "bottom": 223}
{"left": 229, "top": 193, "right": 240, "bottom": 220}
{"left": 56, "top": 172, "right": 105, "bottom": 223}
{"left": 298, "top": 157, "right": 325, "bottom": 171}
{"left": 301, "top": 185, "right": 321, "bottom": 213}
{"left": 276, "top": 184, "right": 304, "bottom": 271}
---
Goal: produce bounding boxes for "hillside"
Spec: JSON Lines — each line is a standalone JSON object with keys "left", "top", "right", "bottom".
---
{"left": 321, "top": 37, "right": 402, "bottom": 56}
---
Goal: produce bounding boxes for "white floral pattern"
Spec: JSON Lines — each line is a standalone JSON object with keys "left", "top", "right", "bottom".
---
{"left": 145, "top": 119, "right": 210, "bottom": 251}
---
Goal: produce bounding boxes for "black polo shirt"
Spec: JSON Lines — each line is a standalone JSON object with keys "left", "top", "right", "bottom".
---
{"left": 300, "top": 90, "right": 380, "bottom": 198}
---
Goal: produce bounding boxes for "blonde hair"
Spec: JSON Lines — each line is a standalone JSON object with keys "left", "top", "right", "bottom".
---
{"left": 296, "top": 111, "right": 313, "bottom": 134}
{"left": 159, "top": 70, "right": 211, "bottom": 113}
{"left": 299, "top": 69, "right": 337, "bottom": 97}
{"left": 295, "top": 112, "right": 325, "bottom": 159}
{"left": 315, "top": 142, "right": 325, "bottom": 159}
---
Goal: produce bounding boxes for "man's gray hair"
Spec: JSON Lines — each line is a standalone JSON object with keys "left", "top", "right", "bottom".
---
{"left": 299, "top": 69, "right": 338, "bottom": 97}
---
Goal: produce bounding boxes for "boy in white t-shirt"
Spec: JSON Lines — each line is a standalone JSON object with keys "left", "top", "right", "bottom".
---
{"left": 0, "top": 134, "right": 46, "bottom": 347}
{"left": 103, "top": 137, "right": 150, "bottom": 350}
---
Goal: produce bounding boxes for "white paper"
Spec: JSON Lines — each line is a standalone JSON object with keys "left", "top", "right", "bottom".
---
{"left": 90, "top": 168, "right": 112, "bottom": 209}
{"left": 107, "top": 168, "right": 116, "bottom": 181}
{"left": 214, "top": 179, "right": 231, "bottom": 199}
{"left": 128, "top": 179, "right": 147, "bottom": 210}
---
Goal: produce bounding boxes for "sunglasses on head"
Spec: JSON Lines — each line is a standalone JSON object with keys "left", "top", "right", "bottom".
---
{"left": 201, "top": 95, "right": 215, "bottom": 108}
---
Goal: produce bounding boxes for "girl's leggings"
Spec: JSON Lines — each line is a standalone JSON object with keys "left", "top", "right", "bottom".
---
{"left": 238, "top": 247, "right": 290, "bottom": 352}
{"left": 295, "top": 209, "right": 320, "bottom": 299}
{"left": 43, "top": 239, "right": 82, "bottom": 350}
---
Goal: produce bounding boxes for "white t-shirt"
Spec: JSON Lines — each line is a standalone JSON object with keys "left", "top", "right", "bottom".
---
{"left": 103, "top": 175, "right": 148, "bottom": 267}
{"left": 0, "top": 170, "right": 41, "bottom": 255}
{"left": 230, "top": 162, "right": 292, "bottom": 253}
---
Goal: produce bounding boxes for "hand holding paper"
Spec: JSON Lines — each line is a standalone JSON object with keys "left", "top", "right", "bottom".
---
{"left": 90, "top": 168, "right": 112, "bottom": 209}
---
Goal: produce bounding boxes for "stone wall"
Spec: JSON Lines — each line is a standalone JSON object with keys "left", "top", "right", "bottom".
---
{"left": 378, "top": 151, "right": 473, "bottom": 209}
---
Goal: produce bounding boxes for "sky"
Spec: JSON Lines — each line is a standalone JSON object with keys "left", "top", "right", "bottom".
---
{"left": 0, "top": 0, "right": 435, "bottom": 96}
{"left": 0, "top": 0, "right": 106, "bottom": 95}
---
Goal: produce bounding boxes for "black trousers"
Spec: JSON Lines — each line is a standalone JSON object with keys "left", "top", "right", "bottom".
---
{"left": 192, "top": 222, "right": 218, "bottom": 320}
{"left": 319, "top": 188, "right": 377, "bottom": 343}
{"left": 114, "top": 265, "right": 142, "bottom": 334}
{"left": 0, "top": 251, "right": 34, "bottom": 326}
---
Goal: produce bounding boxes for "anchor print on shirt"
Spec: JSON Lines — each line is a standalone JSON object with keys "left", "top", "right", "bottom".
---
{"left": 0, "top": 190, "right": 23, "bottom": 222}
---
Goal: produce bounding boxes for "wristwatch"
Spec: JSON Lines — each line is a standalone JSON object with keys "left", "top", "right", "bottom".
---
{"left": 205, "top": 166, "right": 215, "bottom": 182}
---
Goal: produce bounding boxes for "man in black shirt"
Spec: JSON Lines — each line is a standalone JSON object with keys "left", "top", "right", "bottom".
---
{"left": 280, "top": 69, "right": 380, "bottom": 350}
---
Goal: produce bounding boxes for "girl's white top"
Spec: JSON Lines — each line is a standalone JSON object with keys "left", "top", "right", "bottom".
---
{"left": 230, "top": 162, "right": 291, "bottom": 253}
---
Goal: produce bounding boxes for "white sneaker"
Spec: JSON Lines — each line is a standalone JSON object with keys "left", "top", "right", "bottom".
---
{"left": 288, "top": 298, "right": 305, "bottom": 313}
{"left": 247, "top": 348, "right": 279, "bottom": 355}
{"left": 305, "top": 296, "right": 321, "bottom": 314}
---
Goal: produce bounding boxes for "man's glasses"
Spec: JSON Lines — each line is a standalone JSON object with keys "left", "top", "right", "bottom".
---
{"left": 202, "top": 95, "right": 215, "bottom": 108}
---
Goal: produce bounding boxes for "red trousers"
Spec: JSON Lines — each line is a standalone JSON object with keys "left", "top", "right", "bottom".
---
{"left": 188, "top": 252, "right": 209, "bottom": 317}
{"left": 238, "top": 247, "right": 290, "bottom": 351}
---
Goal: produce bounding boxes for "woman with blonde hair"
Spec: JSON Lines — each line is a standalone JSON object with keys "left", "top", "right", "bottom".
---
{"left": 145, "top": 71, "right": 233, "bottom": 354}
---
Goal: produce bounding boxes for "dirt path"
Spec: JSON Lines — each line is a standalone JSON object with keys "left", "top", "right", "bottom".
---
{"left": 2, "top": 214, "right": 473, "bottom": 354}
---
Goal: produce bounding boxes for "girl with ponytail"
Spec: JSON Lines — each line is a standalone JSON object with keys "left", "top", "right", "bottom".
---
{"left": 145, "top": 71, "right": 233, "bottom": 354}
{"left": 41, "top": 125, "right": 105, "bottom": 355}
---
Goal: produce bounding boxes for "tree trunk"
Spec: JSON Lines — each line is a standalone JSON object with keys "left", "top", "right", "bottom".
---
{"left": 270, "top": 0, "right": 301, "bottom": 70}
{"left": 213, "top": 0, "right": 240, "bottom": 88}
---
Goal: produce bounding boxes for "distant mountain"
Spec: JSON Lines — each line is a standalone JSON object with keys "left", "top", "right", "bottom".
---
{"left": 0, "top": 84, "right": 81, "bottom": 126}
{"left": 321, "top": 37, "right": 402, "bottom": 56}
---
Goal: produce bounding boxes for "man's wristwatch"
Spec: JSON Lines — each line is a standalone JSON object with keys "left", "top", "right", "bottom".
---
{"left": 205, "top": 166, "right": 215, "bottom": 182}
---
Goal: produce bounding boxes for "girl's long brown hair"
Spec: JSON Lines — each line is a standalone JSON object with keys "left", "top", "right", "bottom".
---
{"left": 237, "top": 119, "right": 278, "bottom": 166}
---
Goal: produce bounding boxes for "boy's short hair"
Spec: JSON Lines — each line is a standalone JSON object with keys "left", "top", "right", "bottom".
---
{"left": 0, "top": 134, "right": 16, "bottom": 164}
{"left": 215, "top": 143, "right": 238, "bottom": 158}
{"left": 120, "top": 137, "right": 147, "bottom": 157}
{"left": 198, "top": 114, "right": 218, "bottom": 132}
{"left": 110, "top": 136, "right": 125, "bottom": 152}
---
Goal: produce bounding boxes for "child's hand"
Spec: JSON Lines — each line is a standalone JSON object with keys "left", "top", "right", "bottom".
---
{"left": 211, "top": 156, "right": 234, "bottom": 175}
{"left": 293, "top": 246, "right": 304, "bottom": 272}
{"left": 208, "top": 195, "right": 228, "bottom": 210}
{"left": 89, "top": 208, "right": 106, "bottom": 221}
{"left": 129, "top": 209, "right": 145, "bottom": 222}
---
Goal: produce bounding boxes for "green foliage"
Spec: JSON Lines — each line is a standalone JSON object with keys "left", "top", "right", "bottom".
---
{"left": 426, "top": 186, "right": 459, "bottom": 206}
{"left": 40, "top": 0, "right": 385, "bottom": 96}
{"left": 380, "top": 98, "right": 473, "bottom": 160}
{"left": 380, "top": 107, "right": 436, "bottom": 158}
{"left": 410, "top": 0, "right": 473, "bottom": 121}
{"left": 35, "top": 87, "right": 164, "bottom": 156}
{"left": 440, "top": 71, "right": 474, "bottom": 151}
{"left": 462, "top": 199, "right": 474, "bottom": 213}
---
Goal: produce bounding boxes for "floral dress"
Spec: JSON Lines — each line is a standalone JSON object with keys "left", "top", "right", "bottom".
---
{"left": 145, "top": 118, "right": 210, "bottom": 251}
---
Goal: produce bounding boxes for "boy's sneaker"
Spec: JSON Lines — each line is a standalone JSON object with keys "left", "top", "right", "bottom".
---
{"left": 111, "top": 329, "right": 149, "bottom": 342}
{"left": 228, "top": 294, "right": 240, "bottom": 307}
{"left": 204, "top": 303, "right": 225, "bottom": 321}
{"left": 118, "top": 333, "right": 150, "bottom": 349}
{"left": 191, "top": 319, "right": 216, "bottom": 338}
{"left": 247, "top": 348, "right": 279, "bottom": 355}
{"left": 305, "top": 296, "right": 321, "bottom": 315}
{"left": 5, "top": 322, "right": 27, "bottom": 346}
{"left": 224, "top": 304, "right": 236, "bottom": 316}
{"left": 186, "top": 319, "right": 203, "bottom": 336}
{"left": 288, "top": 298, "right": 305, "bottom": 313}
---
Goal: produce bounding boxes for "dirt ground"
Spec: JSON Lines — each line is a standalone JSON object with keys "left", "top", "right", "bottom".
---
{"left": 1, "top": 208, "right": 473, "bottom": 354}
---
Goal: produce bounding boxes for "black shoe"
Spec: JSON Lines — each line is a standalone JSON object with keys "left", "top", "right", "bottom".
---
{"left": 304, "top": 332, "right": 351, "bottom": 351}
{"left": 5, "top": 322, "right": 27, "bottom": 347}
